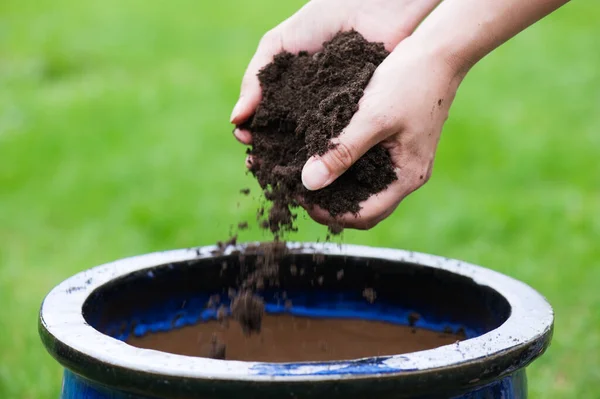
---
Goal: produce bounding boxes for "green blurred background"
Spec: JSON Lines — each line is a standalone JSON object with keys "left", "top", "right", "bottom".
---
{"left": 1, "top": 0, "right": 598, "bottom": 397}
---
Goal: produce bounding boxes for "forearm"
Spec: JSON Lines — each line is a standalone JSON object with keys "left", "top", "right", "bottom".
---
{"left": 411, "top": 0, "right": 570, "bottom": 73}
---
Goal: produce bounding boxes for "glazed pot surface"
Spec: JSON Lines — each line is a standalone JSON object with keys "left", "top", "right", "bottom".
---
{"left": 40, "top": 243, "right": 553, "bottom": 399}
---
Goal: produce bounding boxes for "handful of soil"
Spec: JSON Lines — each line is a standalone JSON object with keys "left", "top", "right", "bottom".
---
{"left": 240, "top": 30, "right": 397, "bottom": 234}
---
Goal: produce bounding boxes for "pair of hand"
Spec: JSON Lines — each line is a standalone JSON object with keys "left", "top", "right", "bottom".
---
{"left": 231, "top": 0, "right": 467, "bottom": 230}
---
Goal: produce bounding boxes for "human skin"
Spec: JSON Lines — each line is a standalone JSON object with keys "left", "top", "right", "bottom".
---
{"left": 231, "top": 0, "right": 570, "bottom": 229}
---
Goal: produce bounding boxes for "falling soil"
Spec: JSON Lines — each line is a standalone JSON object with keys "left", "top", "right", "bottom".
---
{"left": 128, "top": 314, "right": 463, "bottom": 362}
{"left": 239, "top": 30, "right": 397, "bottom": 234}
{"left": 210, "top": 31, "right": 401, "bottom": 351}
{"left": 231, "top": 291, "right": 265, "bottom": 335}
{"left": 209, "top": 242, "right": 287, "bottom": 335}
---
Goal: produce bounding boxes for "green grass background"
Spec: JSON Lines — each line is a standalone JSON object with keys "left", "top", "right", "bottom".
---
{"left": 1, "top": 0, "right": 598, "bottom": 397}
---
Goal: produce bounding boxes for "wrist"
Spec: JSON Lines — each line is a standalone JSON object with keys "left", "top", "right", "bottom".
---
{"left": 398, "top": 33, "right": 472, "bottom": 88}
{"left": 406, "top": 0, "right": 499, "bottom": 78}
{"left": 407, "top": 28, "right": 479, "bottom": 81}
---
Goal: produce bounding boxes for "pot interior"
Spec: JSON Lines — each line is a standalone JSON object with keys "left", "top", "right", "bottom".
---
{"left": 82, "top": 249, "right": 511, "bottom": 361}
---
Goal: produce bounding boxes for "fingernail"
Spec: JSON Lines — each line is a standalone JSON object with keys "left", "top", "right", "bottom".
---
{"left": 234, "top": 128, "right": 252, "bottom": 144}
{"left": 302, "top": 158, "right": 331, "bottom": 191}
{"left": 245, "top": 155, "right": 254, "bottom": 169}
{"left": 230, "top": 97, "right": 243, "bottom": 123}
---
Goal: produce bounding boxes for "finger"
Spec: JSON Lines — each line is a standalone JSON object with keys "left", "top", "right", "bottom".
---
{"left": 331, "top": 187, "right": 401, "bottom": 230}
{"left": 301, "top": 109, "right": 390, "bottom": 191}
{"left": 304, "top": 151, "right": 433, "bottom": 230}
{"left": 245, "top": 155, "right": 261, "bottom": 170}
{"left": 304, "top": 180, "right": 404, "bottom": 230}
{"left": 233, "top": 128, "right": 252, "bottom": 145}
{"left": 302, "top": 204, "right": 337, "bottom": 227}
{"left": 231, "top": 32, "right": 282, "bottom": 124}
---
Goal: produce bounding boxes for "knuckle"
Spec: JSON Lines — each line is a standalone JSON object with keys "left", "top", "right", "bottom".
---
{"left": 358, "top": 96, "right": 396, "bottom": 132}
{"left": 365, "top": 110, "right": 392, "bottom": 133}
{"left": 421, "top": 159, "right": 434, "bottom": 184}
{"left": 407, "top": 162, "right": 433, "bottom": 191}
{"left": 326, "top": 141, "right": 356, "bottom": 172}
{"left": 423, "top": 169, "right": 432, "bottom": 184}
{"left": 259, "top": 29, "right": 279, "bottom": 48}
{"left": 241, "top": 72, "right": 255, "bottom": 89}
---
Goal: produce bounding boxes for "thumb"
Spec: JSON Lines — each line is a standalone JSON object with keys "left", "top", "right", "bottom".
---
{"left": 231, "top": 32, "right": 282, "bottom": 124}
{"left": 301, "top": 111, "right": 387, "bottom": 191}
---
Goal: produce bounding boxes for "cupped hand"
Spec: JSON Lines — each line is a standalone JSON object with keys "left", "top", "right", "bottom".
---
{"left": 302, "top": 38, "right": 465, "bottom": 229}
{"left": 231, "top": 0, "right": 466, "bottom": 230}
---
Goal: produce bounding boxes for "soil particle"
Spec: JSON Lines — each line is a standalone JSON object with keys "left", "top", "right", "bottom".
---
{"left": 202, "top": 333, "right": 226, "bottom": 360}
{"left": 239, "top": 242, "right": 288, "bottom": 294}
{"left": 408, "top": 312, "right": 421, "bottom": 327}
{"left": 240, "top": 188, "right": 251, "bottom": 195}
{"left": 217, "top": 306, "right": 229, "bottom": 329}
{"left": 255, "top": 277, "right": 265, "bottom": 290}
{"left": 239, "top": 30, "right": 397, "bottom": 234}
{"left": 328, "top": 222, "right": 344, "bottom": 236}
{"left": 313, "top": 253, "right": 326, "bottom": 265}
{"left": 231, "top": 290, "right": 265, "bottom": 335}
{"left": 227, "top": 288, "right": 237, "bottom": 299}
{"left": 212, "top": 236, "right": 238, "bottom": 256}
{"left": 363, "top": 287, "right": 377, "bottom": 304}
{"left": 206, "top": 294, "right": 221, "bottom": 310}
{"left": 237, "top": 221, "right": 249, "bottom": 230}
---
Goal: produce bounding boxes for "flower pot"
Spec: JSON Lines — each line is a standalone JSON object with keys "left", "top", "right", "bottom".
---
{"left": 39, "top": 243, "right": 553, "bottom": 398}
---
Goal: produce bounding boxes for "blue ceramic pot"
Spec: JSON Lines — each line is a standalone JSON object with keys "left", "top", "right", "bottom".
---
{"left": 39, "top": 243, "right": 553, "bottom": 399}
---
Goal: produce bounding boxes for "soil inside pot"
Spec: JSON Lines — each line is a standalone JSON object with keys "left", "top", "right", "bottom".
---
{"left": 127, "top": 314, "right": 463, "bottom": 362}
{"left": 239, "top": 30, "right": 397, "bottom": 235}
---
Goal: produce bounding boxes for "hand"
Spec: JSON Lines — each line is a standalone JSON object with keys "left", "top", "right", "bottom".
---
{"left": 302, "top": 38, "right": 465, "bottom": 229}
{"left": 301, "top": 0, "right": 567, "bottom": 229}
{"left": 231, "top": 0, "right": 442, "bottom": 139}
{"left": 230, "top": 0, "right": 445, "bottom": 229}
{"left": 231, "top": 0, "right": 568, "bottom": 230}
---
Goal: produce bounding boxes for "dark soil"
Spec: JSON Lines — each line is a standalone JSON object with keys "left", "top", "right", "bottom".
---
{"left": 239, "top": 30, "right": 397, "bottom": 234}
{"left": 208, "top": 241, "right": 288, "bottom": 335}
{"left": 362, "top": 287, "right": 377, "bottom": 303}
{"left": 231, "top": 290, "right": 265, "bottom": 335}
{"left": 204, "top": 333, "right": 227, "bottom": 360}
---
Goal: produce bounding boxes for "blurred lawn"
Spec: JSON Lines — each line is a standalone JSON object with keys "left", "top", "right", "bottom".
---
{"left": 1, "top": 0, "right": 599, "bottom": 397}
